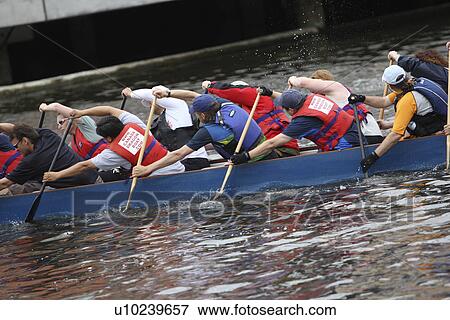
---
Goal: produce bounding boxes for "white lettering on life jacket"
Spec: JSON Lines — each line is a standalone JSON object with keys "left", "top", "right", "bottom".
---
{"left": 308, "top": 96, "right": 334, "bottom": 115}
{"left": 118, "top": 127, "right": 144, "bottom": 155}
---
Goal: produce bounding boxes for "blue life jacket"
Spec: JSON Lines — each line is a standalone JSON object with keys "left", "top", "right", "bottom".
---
{"left": 413, "top": 77, "right": 448, "bottom": 116}
{"left": 203, "top": 101, "right": 263, "bottom": 159}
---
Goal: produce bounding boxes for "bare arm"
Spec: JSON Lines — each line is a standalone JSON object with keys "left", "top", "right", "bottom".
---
{"left": 39, "top": 102, "right": 74, "bottom": 118}
{"left": 288, "top": 76, "right": 342, "bottom": 95}
{"left": 132, "top": 145, "right": 193, "bottom": 178}
{"left": 43, "top": 160, "right": 97, "bottom": 182}
{"left": 0, "top": 178, "right": 14, "bottom": 191}
{"left": 248, "top": 134, "right": 292, "bottom": 160}
{"left": 0, "top": 123, "right": 15, "bottom": 134}
{"left": 73, "top": 106, "right": 124, "bottom": 119}
{"left": 374, "top": 131, "right": 402, "bottom": 157}
{"left": 364, "top": 96, "right": 392, "bottom": 109}
{"left": 153, "top": 88, "right": 200, "bottom": 101}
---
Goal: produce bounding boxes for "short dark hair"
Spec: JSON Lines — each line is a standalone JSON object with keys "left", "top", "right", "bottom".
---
{"left": 96, "top": 116, "right": 124, "bottom": 139}
{"left": 10, "top": 124, "right": 40, "bottom": 144}
{"left": 200, "top": 102, "right": 221, "bottom": 123}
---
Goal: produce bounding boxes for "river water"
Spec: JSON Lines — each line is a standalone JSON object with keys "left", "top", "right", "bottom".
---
{"left": 0, "top": 6, "right": 450, "bottom": 299}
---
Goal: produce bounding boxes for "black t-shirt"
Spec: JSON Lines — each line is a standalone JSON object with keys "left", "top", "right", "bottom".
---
{"left": 7, "top": 129, "right": 98, "bottom": 188}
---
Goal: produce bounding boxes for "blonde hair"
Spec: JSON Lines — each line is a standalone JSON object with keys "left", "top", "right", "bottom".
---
{"left": 311, "top": 69, "right": 334, "bottom": 81}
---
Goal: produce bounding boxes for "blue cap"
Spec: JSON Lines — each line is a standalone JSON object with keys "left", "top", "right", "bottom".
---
{"left": 0, "top": 133, "right": 14, "bottom": 152}
{"left": 279, "top": 89, "right": 309, "bottom": 109}
{"left": 190, "top": 94, "right": 217, "bottom": 114}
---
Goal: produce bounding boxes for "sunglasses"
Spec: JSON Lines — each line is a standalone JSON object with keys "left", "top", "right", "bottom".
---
{"left": 13, "top": 138, "right": 22, "bottom": 148}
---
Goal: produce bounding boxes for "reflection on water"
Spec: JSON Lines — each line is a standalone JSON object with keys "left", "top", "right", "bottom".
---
{"left": 0, "top": 170, "right": 449, "bottom": 299}
{"left": 0, "top": 7, "right": 450, "bottom": 299}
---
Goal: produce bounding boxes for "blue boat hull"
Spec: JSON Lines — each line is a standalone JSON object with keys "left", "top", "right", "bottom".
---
{"left": 0, "top": 135, "right": 445, "bottom": 224}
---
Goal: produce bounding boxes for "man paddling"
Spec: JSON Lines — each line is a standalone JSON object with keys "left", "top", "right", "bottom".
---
{"left": 0, "top": 123, "right": 98, "bottom": 195}
{"left": 39, "top": 102, "right": 108, "bottom": 160}
{"left": 202, "top": 80, "right": 300, "bottom": 157}
{"left": 230, "top": 89, "right": 365, "bottom": 165}
{"left": 349, "top": 64, "right": 448, "bottom": 173}
{"left": 43, "top": 105, "right": 185, "bottom": 184}
{"left": 121, "top": 86, "right": 210, "bottom": 171}
{"left": 288, "top": 71, "right": 384, "bottom": 144}
{"left": 132, "top": 88, "right": 277, "bottom": 178}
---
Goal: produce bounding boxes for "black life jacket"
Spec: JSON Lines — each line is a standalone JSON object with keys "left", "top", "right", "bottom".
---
{"left": 151, "top": 111, "right": 198, "bottom": 151}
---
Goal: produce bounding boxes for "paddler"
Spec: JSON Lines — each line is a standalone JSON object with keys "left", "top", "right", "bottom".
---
{"left": 121, "top": 86, "right": 210, "bottom": 171}
{"left": 43, "top": 105, "right": 185, "bottom": 183}
{"left": 230, "top": 89, "right": 365, "bottom": 165}
{"left": 288, "top": 70, "right": 384, "bottom": 144}
{"left": 39, "top": 102, "right": 108, "bottom": 160}
{"left": 0, "top": 123, "right": 98, "bottom": 195}
{"left": 388, "top": 48, "right": 448, "bottom": 93}
{"left": 131, "top": 88, "right": 277, "bottom": 178}
{"left": 201, "top": 80, "right": 300, "bottom": 157}
{"left": 349, "top": 64, "right": 448, "bottom": 173}
{"left": 0, "top": 133, "right": 22, "bottom": 179}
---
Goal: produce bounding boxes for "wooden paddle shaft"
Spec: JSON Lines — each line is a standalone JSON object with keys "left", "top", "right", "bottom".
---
{"left": 379, "top": 59, "right": 394, "bottom": 120}
{"left": 125, "top": 97, "right": 157, "bottom": 209}
{"left": 446, "top": 48, "right": 450, "bottom": 170}
{"left": 218, "top": 89, "right": 261, "bottom": 194}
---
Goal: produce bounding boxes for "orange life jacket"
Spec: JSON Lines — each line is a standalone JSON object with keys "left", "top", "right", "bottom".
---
{"left": 109, "top": 123, "right": 168, "bottom": 166}
{"left": 0, "top": 150, "right": 22, "bottom": 178}
{"left": 71, "top": 127, "right": 108, "bottom": 159}
{"left": 293, "top": 94, "right": 354, "bottom": 151}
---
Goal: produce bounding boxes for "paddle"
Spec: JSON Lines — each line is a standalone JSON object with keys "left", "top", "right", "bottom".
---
{"left": 38, "top": 111, "right": 46, "bottom": 128}
{"left": 379, "top": 59, "right": 393, "bottom": 120}
{"left": 120, "top": 95, "right": 127, "bottom": 111}
{"left": 352, "top": 103, "right": 368, "bottom": 178}
{"left": 214, "top": 88, "right": 261, "bottom": 199}
{"left": 123, "top": 97, "right": 157, "bottom": 211}
{"left": 25, "top": 118, "right": 74, "bottom": 223}
{"left": 446, "top": 45, "right": 450, "bottom": 171}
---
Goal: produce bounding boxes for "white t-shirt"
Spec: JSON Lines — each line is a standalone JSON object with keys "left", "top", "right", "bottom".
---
{"left": 131, "top": 88, "right": 209, "bottom": 160}
{"left": 91, "top": 112, "right": 185, "bottom": 176}
{"left": 326, "top": 87, "right": 382, "bottom": 137}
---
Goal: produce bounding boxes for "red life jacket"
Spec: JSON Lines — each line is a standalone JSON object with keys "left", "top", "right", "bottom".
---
{"left": 109, "top": 123, "right": 168, "bottom": 166}
{"left": 293, "top": 94, "right": 354, "bottom": 152}
{"left": 0, "top": 150, "right": 22, "bottom": 178}
{"left": 208, "top": 84, "right": 299, "bottom": 151}
{"left": 71, "top": 127, "right": 108, "bottom": 160}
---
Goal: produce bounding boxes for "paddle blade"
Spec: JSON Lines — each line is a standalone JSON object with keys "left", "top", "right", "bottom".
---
{"left": 123, "top": 177, "right": 138, "bottom": 211}
{"left": 25, "top": 192, "right": 43, "bottom": 222}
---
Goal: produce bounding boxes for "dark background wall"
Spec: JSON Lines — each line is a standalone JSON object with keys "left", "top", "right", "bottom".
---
{"left": 2, "top": 0, "right": 448, "bottom": 84}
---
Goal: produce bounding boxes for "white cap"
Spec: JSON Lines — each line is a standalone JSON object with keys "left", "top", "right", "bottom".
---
{"left": 231, "top": 80, "right": 249, "bottom": 86}
{"left": 382, "top": 65, "right": 406, "bottom": 85}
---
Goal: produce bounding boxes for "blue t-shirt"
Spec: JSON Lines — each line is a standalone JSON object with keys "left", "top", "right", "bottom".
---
{"left": 282, "top": 116, "right": 363, "bottom": 150}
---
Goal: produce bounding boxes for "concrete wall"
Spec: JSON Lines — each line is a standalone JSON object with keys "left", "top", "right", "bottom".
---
{"left": 0, "top": 0, "right": 173, "bottom": 28}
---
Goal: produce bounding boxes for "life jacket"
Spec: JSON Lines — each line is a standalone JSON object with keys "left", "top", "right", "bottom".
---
{"left": 292, "top": 94, "right": 354, "bottom": 151}
{"left": 151, "top": 111, "right": 197, "bottom": 151}
{"left": 203, "top": 102, "right": 263, "bottom": 159}
{"left": 71, "top": 127, "right": 108, "bottom": 160}
{"left": 207, "top": 83, "right": 299, "bottom": 152}
{"left": 394, "top": 78, "right": 448, "bottom": 137}
{"left": 413, "top": 77, "right": 448, "bottom": 116}
{"left": 342, "top": 86, "right": 370, "bottom": 122}
{"left": 109, "top": 123, "right": 168, "bottom": 166}
{"left": 0, "top": 150, "right": 22, "bottom": 178}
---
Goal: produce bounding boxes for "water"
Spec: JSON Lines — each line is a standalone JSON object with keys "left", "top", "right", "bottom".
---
{"left": 1, "top": 7, "right": 450, "bottom": 299}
